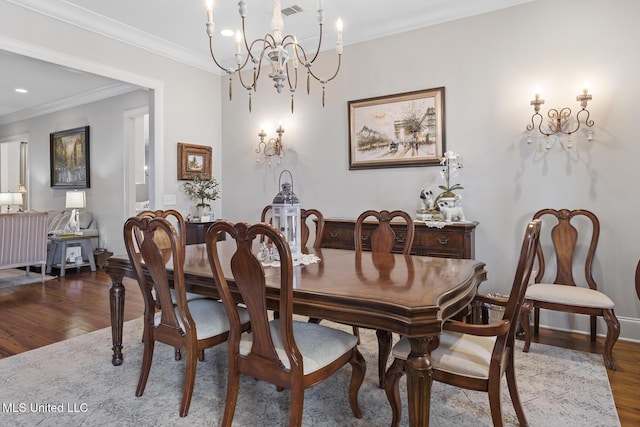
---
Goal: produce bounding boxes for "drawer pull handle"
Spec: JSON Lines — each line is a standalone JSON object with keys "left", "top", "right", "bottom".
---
{"left": 395, "top": 236, "right": 406, "bottom": 243}
{"left": 437, "top": 236, "right": 450, "bottom": 245}
{"left": 361, "top": 235, "right": 369, "bottom": 242}
{"left": 329, "top": 231, "right": 340, "bottom": 238}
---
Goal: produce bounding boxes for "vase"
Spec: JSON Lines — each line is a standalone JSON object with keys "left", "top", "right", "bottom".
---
{"left": 197, "top": 206, "right": 214, "bottom": 222}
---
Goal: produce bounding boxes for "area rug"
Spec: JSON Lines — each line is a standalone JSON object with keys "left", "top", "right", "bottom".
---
{"left": 0, "top": 318, "right": 620, "bottom": 427}
{"left": 0, "top": 268, "right": 55, "bottom": 289}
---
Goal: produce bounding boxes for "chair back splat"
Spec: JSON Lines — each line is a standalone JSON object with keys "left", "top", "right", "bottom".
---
{"left": 205, "top": 221, "right": 366, "bottom": 426}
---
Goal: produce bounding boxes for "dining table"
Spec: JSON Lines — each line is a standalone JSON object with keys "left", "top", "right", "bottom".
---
{"left": 106, "top": 241, "right": 487, "bottom": 427}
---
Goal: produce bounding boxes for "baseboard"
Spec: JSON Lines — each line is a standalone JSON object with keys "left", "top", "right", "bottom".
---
{"left": 538, "top": 315, "right": 640, "bottom": 344}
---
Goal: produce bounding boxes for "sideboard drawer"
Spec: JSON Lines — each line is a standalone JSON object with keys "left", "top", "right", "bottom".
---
{"left": 413, "top": 230, "right": 464, "bottom": 249}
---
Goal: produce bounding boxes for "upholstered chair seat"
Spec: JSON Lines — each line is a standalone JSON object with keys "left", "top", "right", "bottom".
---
{"left": 526, "top": 283, "right": 615, "bottom": 309}
{"left": 155, "top": 299, "right": 250, "bottom": 340}
{"left": 239, "top": 320, "right": 359, "bottom": 374}
{"left": 392, "top": 332, "right": 497, "bottom": 380}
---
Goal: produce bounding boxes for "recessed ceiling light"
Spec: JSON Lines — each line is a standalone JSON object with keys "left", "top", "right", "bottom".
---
{"left": 15, "top": 88, "right": 28, "bottom": 94}
{"left": 220, "top": 29, "right": 234, "bottom": 37}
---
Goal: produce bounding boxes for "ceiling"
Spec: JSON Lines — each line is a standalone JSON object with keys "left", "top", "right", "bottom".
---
{"left": 0, "top": 0, "right": 532, "bottom": 125}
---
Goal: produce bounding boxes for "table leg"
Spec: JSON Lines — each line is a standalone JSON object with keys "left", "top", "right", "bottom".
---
{"left": 109, "top": 272, "right": 125, "bottom": 366}
{"left": 60, "top": 241, "right": 67, "bottom": 277}
{"left": 406, "top": 336, "right": 438, "bottom": 427}
{"left": 46, "top": 241, "right": 56, "bottom": 274}
{"left": 82, "top": 240, "right": 96, "bottom": 272}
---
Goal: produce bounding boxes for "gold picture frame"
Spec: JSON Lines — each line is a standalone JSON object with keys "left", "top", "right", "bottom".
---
{"left": 177, "top": 143, "right": 212, "bottom": 180}
{"left": 348, "top": 87, "right": 446, "bottom": 170}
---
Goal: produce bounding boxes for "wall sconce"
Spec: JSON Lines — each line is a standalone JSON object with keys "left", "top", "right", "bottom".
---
{"left": 256, "top": 123, "right": 285, "bottom": 165}
{"left": 526, "top": 85, "right": 594, "bottom": 149}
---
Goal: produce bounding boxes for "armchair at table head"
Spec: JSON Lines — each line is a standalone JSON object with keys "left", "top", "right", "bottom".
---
{"left": 354, "top": 209, "right": 415, "bottom": 388}
{"left": 123, "top": 215, "right": 250, "bottom": 417}
{"left": 519, "top": 208, "right": 620, "bottom": 370}
{"left": 384, "top": 219, "right": 542, "bottom": 427}
{"left": 204, "top": 220, "right": 366, "bottom": 427}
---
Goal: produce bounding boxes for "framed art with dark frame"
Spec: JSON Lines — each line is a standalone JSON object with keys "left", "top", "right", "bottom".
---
{"left": 50, "top": 126, "right": 90, "bottom": 188}
{"left": 177, "top": 142, "right": 212, "bottom": 180}
{"left": 348, "top": 87, "right": 446, "bottom": 170}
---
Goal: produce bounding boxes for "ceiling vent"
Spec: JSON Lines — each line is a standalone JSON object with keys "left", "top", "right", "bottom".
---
{"left": 281, "top": 5, "right": 303, "bottom": 16}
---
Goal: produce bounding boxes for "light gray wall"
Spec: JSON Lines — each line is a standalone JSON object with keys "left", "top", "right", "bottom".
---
{"left": 220, "top": 0, "right": 640, "bottom": 340}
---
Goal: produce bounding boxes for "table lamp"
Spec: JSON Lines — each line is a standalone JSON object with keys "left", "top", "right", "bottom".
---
{"left": 65, "top": 190, "right": 86, "bottom": 234}
{"left": 0, "top": 192, "right": 23, "bottom": 212}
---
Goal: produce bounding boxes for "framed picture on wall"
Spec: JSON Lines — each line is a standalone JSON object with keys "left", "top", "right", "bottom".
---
{"left": 177, "top": 142, "right": 212, "bottom": 180}
{"left": 348, "top": 87, "right": 446, "bottom": 170}
{"left": 50, "top": 126, "right": 90, "bottom": 188}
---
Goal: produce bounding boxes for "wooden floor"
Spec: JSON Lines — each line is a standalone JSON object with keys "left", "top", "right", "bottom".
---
{"left": 0, "top": 270, "right": 638, "bottom": 426}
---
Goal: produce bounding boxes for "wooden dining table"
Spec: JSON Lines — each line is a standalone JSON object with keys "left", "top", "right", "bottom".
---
{"left": 106, "top": 241, "right": 487, "bottom": 427}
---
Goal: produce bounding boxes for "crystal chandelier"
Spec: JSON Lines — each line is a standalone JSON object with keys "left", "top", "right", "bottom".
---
{"left": 205, "top": 0, "right": 343, "bottom": 113}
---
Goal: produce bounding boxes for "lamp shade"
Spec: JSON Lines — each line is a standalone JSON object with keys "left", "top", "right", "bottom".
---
{"left": 0, "top": 192, "right": 13, "bottom": 206}
{"left": 65, "top": 191, "right": 86, "bottom": 209}
{"left": 10, "top": 193, "right": 23, "bottom": 205}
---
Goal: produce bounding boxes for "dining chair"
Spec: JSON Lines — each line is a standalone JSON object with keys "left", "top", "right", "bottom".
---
{"left": 354, "top": 209, "right": 415, "bottom": 388}
{"left": 300, "top": 208, "right": 325, "bottom": 252}
{"left": 135, "top": 209, "right": 209, "bottom": 361}
{"left": 205, "top": 220, "right": 366, "bottom": 427}
{"left": 384, "top": 219, "right": 541, "bottom": 427}
{"left": 123, "top": 215, "right": 250, "bottom": 417}
{"left": 519, "top": 208, "right": 620, "bottom": 370}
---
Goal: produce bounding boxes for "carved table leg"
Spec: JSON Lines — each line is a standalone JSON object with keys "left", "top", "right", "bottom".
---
{"left": 406, "top": 336, "right": 438, "bottom": 427}
{"left": 376, "top": 329, "right": 392, "bottom": 388}
{"left": 109, "top": 272, "right": 125, "bottom": 366}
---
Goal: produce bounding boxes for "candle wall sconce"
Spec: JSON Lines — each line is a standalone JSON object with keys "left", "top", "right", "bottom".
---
{"left": 256, "top": 124, "right": 285, "bottom": 165}
{"left": 526, "top": 86, "right": 594, "bottom": 149}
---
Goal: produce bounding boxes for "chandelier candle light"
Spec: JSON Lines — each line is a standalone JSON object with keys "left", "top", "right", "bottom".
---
{"left": 205, "top": 0, "right": 343, "bottom": 113}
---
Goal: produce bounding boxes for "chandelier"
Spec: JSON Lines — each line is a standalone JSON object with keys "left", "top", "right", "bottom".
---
{"left": 205, "top": 0, "right": 343, "bottom": 113}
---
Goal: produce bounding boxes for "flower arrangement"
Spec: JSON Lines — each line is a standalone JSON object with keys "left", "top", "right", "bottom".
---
{"left": 435, "top": 151, "right": 463, "bottom": 205}
{"left": 182, "top": 174, "right": 220, "bottom": 210}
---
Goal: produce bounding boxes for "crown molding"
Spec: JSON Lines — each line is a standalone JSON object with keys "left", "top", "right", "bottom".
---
{"left": 5, "top": 0, "right": 217, "bottom": 74}
{"left": 0, "top": 83, "right": 141, "bottom": 126}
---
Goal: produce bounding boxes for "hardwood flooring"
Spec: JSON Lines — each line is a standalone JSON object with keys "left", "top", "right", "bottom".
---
{"left": 0, "top": 270, "right": 638, "bottom": 426}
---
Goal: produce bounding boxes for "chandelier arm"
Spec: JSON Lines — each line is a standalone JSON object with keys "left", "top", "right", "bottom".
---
{"left": 308, "top": 23, "right": 324, "bottom": 64}
{"left": 305, "top": 53, "right": 342, "bottom": 84}
{"left": 237, "top": 43, "right": 270, "bottom": 91}
{"left": 285, "top": 62, "right": 298, "bottom": 92}
{"left": 208, "top": 38, "right": 234, "bottom": 74}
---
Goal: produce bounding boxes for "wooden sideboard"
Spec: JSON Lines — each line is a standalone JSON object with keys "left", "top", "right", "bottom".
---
{"left": 185, "top": 221, "right": 226, "bottom": 245}
{"left": 319, "top": 218, "right": 478, "bottom": 259}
